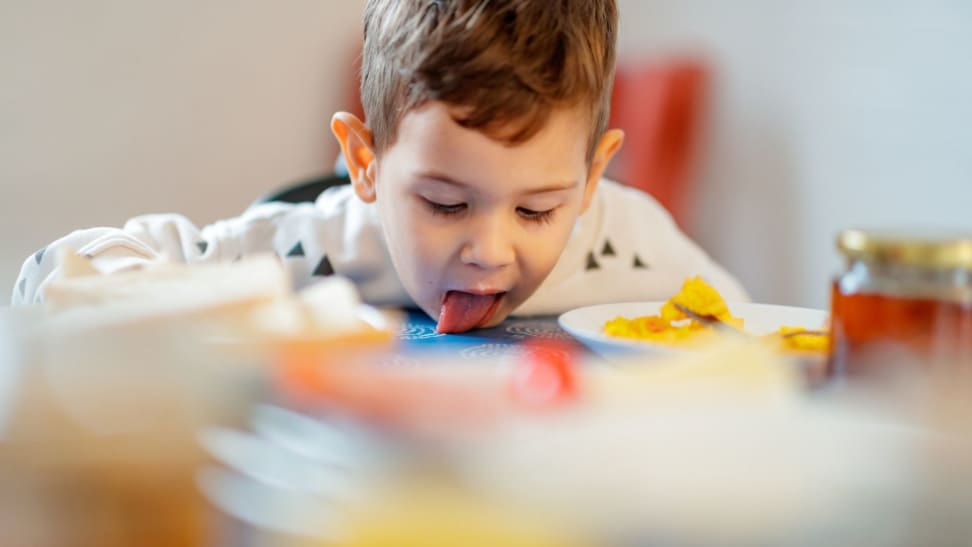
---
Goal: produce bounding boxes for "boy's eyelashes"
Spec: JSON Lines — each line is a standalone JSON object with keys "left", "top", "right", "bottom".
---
{"left": 516, "top": 206, "right": 556, "bottom": 225}
{"left": 421, "top": 198, "right": 557, "bottom": 225}
{"left": 426, "top": 199, "right": 467, "bottom": 216}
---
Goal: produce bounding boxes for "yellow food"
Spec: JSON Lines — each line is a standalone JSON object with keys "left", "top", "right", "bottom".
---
{"left": 604, "top": 314, "right": 717, "bottom": 346}
{"left": 605, "top": 277, "right": 743, "bottom": 345}
{"left": 603, "top": 277, "right": 829, "bottom": 353}
{"left": 660, "top": 275, "right": 733, "bottom": 322}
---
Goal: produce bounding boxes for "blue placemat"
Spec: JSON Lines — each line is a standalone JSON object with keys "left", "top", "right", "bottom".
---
{"left": 394, "top": 308, "right": 588, "bottom": 361}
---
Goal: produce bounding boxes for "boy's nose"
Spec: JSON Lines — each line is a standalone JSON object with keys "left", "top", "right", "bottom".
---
{"left": 460, "top": 218, "right": 515, "bottom": 269}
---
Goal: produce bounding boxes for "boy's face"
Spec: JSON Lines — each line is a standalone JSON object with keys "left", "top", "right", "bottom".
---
{"left": 333, "top": 102, "right": 621, "bottom": 332}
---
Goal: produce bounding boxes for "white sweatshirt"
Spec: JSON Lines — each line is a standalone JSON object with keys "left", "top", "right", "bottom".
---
{"left": 11, "top": 179, "right": 748, "bottom": 314}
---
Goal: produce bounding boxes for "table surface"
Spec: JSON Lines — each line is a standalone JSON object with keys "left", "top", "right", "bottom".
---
{"left": 394, "top": 308, "right": 590, "bottom": 360}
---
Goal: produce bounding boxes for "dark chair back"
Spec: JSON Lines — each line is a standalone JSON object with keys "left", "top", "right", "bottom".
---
{"left": 251, "top": 173, "right": 351, "bottom": 206}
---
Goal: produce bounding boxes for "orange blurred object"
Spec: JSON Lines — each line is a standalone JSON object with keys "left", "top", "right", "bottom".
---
{"left": 606, "top": 58, "right": 710, "bottom": 228}
{"left": 273, "top": 342, "right": 508, "bottom": 432}
{"left": 272, "top": 340, "right": 583, "bottom": 435}
{"left": 271, "top": 331, "right": 395, "bottom": 407}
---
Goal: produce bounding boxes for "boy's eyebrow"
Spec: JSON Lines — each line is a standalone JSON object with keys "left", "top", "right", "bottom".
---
{"left": 415, "top": 171, "right": 469, "bottom": 188}
{"left": 416, "top": 171, "right": 579, "bottom": 194}
{"left": 521, "top": 180, "right": 580, "bottom": 195}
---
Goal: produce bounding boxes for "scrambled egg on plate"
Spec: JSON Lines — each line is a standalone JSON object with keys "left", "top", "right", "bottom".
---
{"left": 603, "top": 277, "right": 828, "bottom": 353}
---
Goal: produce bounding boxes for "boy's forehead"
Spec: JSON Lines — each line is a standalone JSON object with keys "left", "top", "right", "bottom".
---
{"left": 401, "top": 101, "right": 591, "bottom": 141}
{"left": 385, "top": 101, "right": 590, "bottom": 184}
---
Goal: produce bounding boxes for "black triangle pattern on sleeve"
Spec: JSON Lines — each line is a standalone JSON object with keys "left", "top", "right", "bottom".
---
{"left": 601, "top": 240, "right": 615, "bottom": 257}
{"left": 585, "top": 251, "right": 600, "bottom": 271}
{"left": 287, "top": 242, "right": 305, "bottom": 257}
{"left": 34, "top": 247, "right": 45, "bottom": 264}
{"left": 18, "top": 278, "right": 26, "bottom": 297}
{"left": 633, "top": 255, "right": 649, "bottom": 269}
{"left": 196, "top": 241, "right": 208, "bottom": 254}
{"left": 313, "top": 255, "right": 335, "bottom": 277}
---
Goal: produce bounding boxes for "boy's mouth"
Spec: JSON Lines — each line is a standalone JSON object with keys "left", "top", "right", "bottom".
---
{"left": 436, "top": 290, "right": 505, "bottom": 334}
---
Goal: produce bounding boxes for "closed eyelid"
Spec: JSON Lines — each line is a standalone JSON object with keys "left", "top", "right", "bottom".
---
{"left": 519, "top": 195, "right": 567, "bottom": 211}
{"left": 517, "top": 206, "right": 557, "bottom": 225}
{"left": 420, "top": 196, "right": 467, "bottom": 218}
{"left": 413, "top": 174, "right": 472, "bottom": 197}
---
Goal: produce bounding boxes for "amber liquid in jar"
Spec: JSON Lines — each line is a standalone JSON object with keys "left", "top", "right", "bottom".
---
{"left": 828, "top": 229, "right": 972, "bottom": 378}
{"left": 830, "top": 280, "right": 972, "bottom": 377}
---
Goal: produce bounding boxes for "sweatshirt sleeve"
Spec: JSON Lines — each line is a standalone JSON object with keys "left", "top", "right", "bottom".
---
{"left": 11, "top": 186, "right": 410, "bottom": 307}
{"left": 10, "top": 203, "right": 281, "bottom": 306}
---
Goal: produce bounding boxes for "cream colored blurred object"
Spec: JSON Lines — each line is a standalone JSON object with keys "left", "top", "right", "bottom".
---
{"left": 252, "top": 276, "right": 393, "bottom": 340}
{"left": 42, "top": 252, "right": 395, "bottom": 348}
{"left": 46, "top": 251, "right": 289, "bottom": 316}
{"left": 587, "top": 337, "right": 801, "bottom": 408}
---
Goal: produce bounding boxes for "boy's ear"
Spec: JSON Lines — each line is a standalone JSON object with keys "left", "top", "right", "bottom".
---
{"left": 581, "top": 128, "right": 624, "bottom": 214}
{"left": 331, "top": 112, "right": 378, "bottom": 203}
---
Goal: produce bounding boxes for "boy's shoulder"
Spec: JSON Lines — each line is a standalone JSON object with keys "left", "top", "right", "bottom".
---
{"left": 311, "top": 181, "right": 355, "bottom": 207}
{"left": 597, "top": 178, "right": 673, "bottom": 215}
{"left": 590, "top": 178, "right": 680, "bottom": 238}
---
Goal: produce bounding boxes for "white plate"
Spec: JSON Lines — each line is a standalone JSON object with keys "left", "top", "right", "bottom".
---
{"left": 558, "top": 301, "right": 828, "bottom": 357}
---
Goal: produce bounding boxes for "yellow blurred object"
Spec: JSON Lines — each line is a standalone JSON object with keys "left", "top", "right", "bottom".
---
{"left": 340, "top": 480, "right": 586, "bottom": 547}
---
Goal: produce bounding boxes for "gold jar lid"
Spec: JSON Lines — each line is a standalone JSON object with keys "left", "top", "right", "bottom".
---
{"left": 837, "top": 229, "right": 972, "bottom": 269}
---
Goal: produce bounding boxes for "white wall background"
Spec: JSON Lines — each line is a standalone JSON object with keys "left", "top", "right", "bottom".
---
{"left": 2, "top": 0, "right": 971, "bottom": 309}
{"left": 617, "top": 0, "right": 972, "bottom": 308}
{"left": 0, "top": 0, "right": 365, "bottom": 297}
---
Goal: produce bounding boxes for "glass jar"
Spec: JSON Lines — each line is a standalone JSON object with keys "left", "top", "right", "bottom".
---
{"left": 829, "top": 229, "right": 972, "bottom": 378}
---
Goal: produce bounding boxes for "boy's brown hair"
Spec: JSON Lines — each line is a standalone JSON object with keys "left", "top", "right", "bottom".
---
{"left": 360, "top": 0, "right": 617, "bottom": 161}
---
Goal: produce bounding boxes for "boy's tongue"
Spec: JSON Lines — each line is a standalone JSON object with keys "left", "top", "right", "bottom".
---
{"left": 437, "top": 291, "right": 501, "bottom": 334}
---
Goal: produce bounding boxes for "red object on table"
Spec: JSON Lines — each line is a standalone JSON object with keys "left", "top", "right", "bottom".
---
{"left": 509, "top": 340, "right": 580, "bottom": 408}
{"left": 606, "top": 58, "right": 710, "bottom": 229}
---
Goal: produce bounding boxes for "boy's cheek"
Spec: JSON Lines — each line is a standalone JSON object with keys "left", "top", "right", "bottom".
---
{"left": 387, "top": 228, "right": 448, "bottom": 294}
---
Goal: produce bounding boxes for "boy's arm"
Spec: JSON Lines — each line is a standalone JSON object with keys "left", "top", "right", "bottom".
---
{"left": 11, "top": 204, "right": 283, "bottom": 306}
{"left": 11, "top": 199, "right": 326, "bottom": 305}
{"left": 13, "top": 186, "right": 411, "bottom": 308}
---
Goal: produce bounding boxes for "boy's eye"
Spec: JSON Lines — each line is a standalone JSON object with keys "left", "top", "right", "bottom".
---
{"left": 425, "top": 199, "right": 467, "bottom": 216}
{"left": 517, "top": 207, "right": 556, "bottom": 224}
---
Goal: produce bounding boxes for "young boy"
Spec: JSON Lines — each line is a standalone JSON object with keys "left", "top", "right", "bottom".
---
{"left": 11, "top": 0, "right": 746, "bottom": 333}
